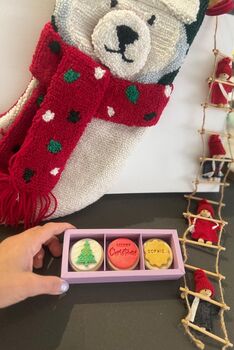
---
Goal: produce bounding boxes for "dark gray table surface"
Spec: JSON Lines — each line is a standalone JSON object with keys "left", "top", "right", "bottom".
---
{"left": 0, "top": 190, "right": 233, "bottom": 350}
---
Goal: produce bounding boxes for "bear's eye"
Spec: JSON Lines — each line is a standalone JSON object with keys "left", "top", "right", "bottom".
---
{"left": 111, "top": 0, "right": 118, "bottom": 7}
{"left": 147, "top": 15, "right": 156, "bottom": 26}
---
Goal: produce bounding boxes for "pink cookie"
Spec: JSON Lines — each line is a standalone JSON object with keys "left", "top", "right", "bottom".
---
{"left": 107, "top": 238, "right": 140, "bottom": 271}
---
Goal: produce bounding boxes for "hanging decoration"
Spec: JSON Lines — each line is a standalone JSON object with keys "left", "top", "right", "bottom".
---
{"left": 180, "top": 13, "right": 234, "bottom": 350}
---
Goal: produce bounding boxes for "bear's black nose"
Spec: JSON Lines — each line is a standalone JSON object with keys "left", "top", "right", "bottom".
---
{"left": 116, "top": 25, "right": 139, "bottom": 51}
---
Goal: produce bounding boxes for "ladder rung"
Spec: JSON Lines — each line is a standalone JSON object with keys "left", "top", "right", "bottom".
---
{"left": 202, "top": 102, "right": 233, "bottom": 112}
{"left": 199, "top": 157, "right": 233, "bottom": 163}
{"left": 208, "top": 77, "right": 234, "bottom": 88}
{"left": 193, "top": 180, "right": 230, "bottom": 187}
{"left": 179, "top": 238, "right": 226, "bottom": 251}
{"left": 184, "top": 195, "right": 225, "bottom": 207}
{"left": 198, "top": 129, "right": 232, "bottom": 138}
{"left": 183, "top": 212, "right": 228, "bottom": 225}
{"left": 180, "top": 287, "right": 229, "bottom": 310}
{"left": 181, "top": 319, "right": 233, "bottom": 347}
{"left": 185, "top": 264, "right": 225, "bottom": 280}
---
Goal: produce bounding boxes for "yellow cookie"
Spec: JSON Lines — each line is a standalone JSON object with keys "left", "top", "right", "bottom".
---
{"left": 144, "top": 239, "right": 173, "bottom": 270}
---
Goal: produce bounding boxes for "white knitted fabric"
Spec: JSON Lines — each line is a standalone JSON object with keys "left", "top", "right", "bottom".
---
{"left": 0, "top": 0, "right": 201, "bottom": 220}
{"left": 92, "top": 10, "right": 151, "bottom": 79}
{"left": 0, "top": 78, "right": 38, "bottom": 141}
{"left": 51, "top": 120, "right": 146, "bottom": 218}
{"left": 151, "top": 0, "right": 200, "bottom": 24}
{"left": 55, "top": 0, "right": 191, "bottom": 83}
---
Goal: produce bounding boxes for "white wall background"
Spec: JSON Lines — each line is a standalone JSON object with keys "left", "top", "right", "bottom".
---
{"left": 0, "top": 1, "right": 233, "bottom": 194}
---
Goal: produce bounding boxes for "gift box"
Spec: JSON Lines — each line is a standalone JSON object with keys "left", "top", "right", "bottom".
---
{"left": 61, "top": 229, "right": 185, "bottom": 284}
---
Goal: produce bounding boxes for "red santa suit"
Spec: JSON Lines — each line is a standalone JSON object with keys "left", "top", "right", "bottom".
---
{"left": 210, "top": 57, "right": 233, "bottom": 106}
{"left": 190, "top": 200, "right": 220, "bottom": 244}
{"left": 191, "top": 218, "right": 219, "bottom": 244}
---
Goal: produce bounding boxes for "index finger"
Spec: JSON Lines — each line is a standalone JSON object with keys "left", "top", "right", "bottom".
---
{"left": 23, "top": 222, "right": 75, "bottom": 249}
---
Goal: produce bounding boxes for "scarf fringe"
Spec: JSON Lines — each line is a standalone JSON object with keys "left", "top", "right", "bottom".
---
{"left": 0, "top": 173, "right": 57, "bottom": 228}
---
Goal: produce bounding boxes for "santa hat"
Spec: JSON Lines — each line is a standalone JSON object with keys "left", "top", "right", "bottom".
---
{"left": 194, "top": 269, "right": 215, "bottom": 297}
{"left": 197, "top": 199, "right": 215, "bottom": 217}
{"left": 207, "top": 0, "right": 234, "bottom": 16}
{"left": 209, "top": 134, "right": 226, "bottom": 157}
{"left": 216, "top": 57, "right": 233, "bottom": 78}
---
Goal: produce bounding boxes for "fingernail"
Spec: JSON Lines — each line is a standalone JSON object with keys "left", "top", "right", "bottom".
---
{"left": 60, "top": 280, "right": 69, "bottom": 294}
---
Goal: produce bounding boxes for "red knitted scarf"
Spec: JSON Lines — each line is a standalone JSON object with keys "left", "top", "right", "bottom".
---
{"left": 0, "top": 23, "right": 172, "bottom": 227}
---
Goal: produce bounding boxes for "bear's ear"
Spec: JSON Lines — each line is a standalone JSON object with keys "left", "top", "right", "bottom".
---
{"left": 159, "top": 0, "right": 200, "bottom": 24}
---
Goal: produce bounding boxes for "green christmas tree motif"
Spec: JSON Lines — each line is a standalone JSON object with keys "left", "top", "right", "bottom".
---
{"left": 77, "top": 240, "right": 97, "bottom": 267}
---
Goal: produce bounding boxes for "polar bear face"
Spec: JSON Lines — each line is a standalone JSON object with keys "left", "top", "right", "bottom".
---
{"left": 54, "top": 0, "right": 200, "bottom": 83}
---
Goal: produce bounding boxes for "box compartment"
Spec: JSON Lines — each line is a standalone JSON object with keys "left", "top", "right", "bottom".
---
{"left": 68, "top": 235, "right": 105, "bottom": 272}
{"left": 105, "top": 234, "right": 142, "bottom": 271}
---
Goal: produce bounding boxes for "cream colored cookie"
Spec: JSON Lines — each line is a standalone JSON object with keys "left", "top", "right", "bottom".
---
{"left": 69, "top": 238, "right": 104, "bottom": 272}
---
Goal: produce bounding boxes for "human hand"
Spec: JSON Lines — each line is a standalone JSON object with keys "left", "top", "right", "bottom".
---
{"left": 0, "top": 222, "right": 74, "bottom": 308}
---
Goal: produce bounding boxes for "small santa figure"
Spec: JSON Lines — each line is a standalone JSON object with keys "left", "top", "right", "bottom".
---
{"left": 210, "top": 57, "right": 233, "bottom": 107}
{"left": 185, "top": 270, "right": 220, "bottom": 332}
{"left": 202, "top": 134, "right": 226, "bottom": 181}
{"left": 190, "top": 199, "right": 220, "bottom": 245}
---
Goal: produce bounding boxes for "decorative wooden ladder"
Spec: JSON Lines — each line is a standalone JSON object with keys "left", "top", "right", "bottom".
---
{"left": 180, "top": 17, "right": 234, "bottom": 350}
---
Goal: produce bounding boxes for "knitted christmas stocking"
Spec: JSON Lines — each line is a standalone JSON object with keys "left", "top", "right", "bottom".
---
{"left": 0, "top": 0, "right": 209, "bottom": 227}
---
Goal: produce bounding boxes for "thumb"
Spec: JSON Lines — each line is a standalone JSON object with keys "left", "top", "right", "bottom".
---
{"left": 26, "top": 273, "right": 70, "bottom": 297}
